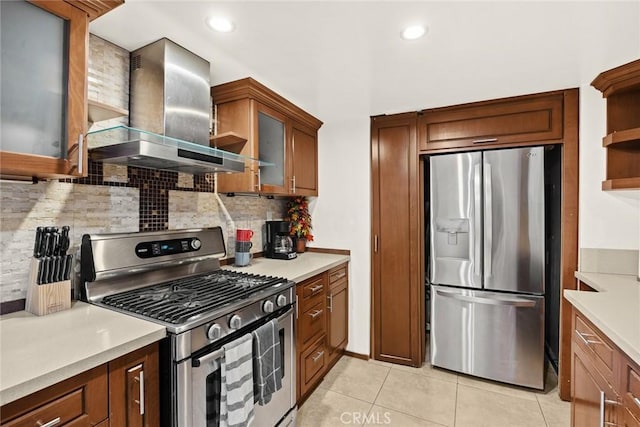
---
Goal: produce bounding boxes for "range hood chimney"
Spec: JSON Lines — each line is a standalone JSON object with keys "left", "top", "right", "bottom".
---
{"left": 87, "top": 38, "right": 244, "bottom": 174}
{"left": 130, "top": 38, "right": 210, "bottom": 145}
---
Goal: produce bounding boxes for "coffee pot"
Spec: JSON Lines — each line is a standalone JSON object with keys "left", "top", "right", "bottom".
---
{"left": 264, "top": 221, "right": 297, "bottom": 260}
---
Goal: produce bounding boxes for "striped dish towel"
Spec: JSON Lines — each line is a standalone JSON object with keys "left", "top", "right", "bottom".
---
{"left": 252, "top": 319, "right": 282, "bottom": 405}
{"left": 220, "top": 333, "right": 255, "bottom": 427}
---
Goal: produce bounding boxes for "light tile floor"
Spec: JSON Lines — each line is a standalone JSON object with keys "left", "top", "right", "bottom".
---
{"left": 297, "top": 355, "right": 570, "bottom": 427}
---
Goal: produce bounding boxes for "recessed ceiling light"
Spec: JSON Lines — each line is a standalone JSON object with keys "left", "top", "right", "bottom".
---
{"left": 401, "top": 25, "right": 427, "bottom": 40}
{"left": 207, "top": 16, "right": 234, "bottom": 33}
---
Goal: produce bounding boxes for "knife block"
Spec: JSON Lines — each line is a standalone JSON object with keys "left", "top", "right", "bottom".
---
{"left": 25, "top": 258, "right": 71, "bottom": 316}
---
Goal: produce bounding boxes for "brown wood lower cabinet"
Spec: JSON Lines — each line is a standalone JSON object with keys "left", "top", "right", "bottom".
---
{"left": 296, "top": 263, "right": 349, "bottom": 403}
{"left": 0, "top": 342, "right": 159, "bottom": 427}
{"left": 571, "top": 308, "right": 640, "bottom": 427}
{"left": 108, "top": 343, "right": 159, "bottom": 427}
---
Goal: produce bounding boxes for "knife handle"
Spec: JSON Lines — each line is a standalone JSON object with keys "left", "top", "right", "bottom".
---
{"left": 60, "top": 226, "right": 70, "bottom": 257}
{"left": 34, "top": 227, "right": 44, "bottom": 258}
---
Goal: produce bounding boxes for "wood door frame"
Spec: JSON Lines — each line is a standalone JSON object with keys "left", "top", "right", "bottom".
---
{"left": 369, "top": 89, "right": 578, "bottom": 400}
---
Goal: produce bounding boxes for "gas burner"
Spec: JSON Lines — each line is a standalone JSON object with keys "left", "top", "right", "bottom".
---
{"left": 100, "top": 270, "right": 289, "bottom": 325}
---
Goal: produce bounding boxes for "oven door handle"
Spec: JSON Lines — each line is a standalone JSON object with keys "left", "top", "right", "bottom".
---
{"left": 192, "top": 305, "right": 294, "bottom": 370}
{"left": 193, "top": 347, "right": 225, "bottom": 370}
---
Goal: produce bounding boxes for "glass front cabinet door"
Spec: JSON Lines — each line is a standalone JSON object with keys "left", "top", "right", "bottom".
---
{"left": 256, "top": 103, "right": 288, "bottom": 194}
{"left": 0, "top": 0, "right": 88, "bottom": 180}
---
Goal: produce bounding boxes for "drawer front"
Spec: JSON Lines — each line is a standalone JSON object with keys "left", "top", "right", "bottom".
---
{"left": 300, "top": 337, "right": 327, "bottom": 397}
{"left": 625, "top": 363, "right": 640, "bottom": 420}
{"left": 328, "top": 265, "right": 347, "bottom": 285}
{"left": 1, "top": 365, "right": 108, "bottom": 427}
{"left": 625, "top": 407, "right": 640, "bottom": 427}
{"left": 300, "top": 301, "right": 326, "bottom": 346}
{"left": 574, "top": 312, "right": 616, "bottom": 385}
{"left": 301, "top": 276, "right": 325, "bottom": 311}
{"left": 419, "top": 94, "right": 563, "bottom": 152}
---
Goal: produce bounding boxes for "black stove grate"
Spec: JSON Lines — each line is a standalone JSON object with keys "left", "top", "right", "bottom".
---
{"left": 100, "top": 270, "right": 284, "bottom": 324}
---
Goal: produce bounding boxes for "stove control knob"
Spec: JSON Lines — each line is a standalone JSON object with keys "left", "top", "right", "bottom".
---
{"left": 207, "top": 324, "right": 221, "bottom": 341}
{"left": 276, "top": 295, "right": 287, "bottom": 307}
{"left": 262, "top": 300, "right": 274, "bottom": 313}
{"left": 229, "top": 314, "right": 242, "bottom": 329}
{"left": 190, "top": 238, "right": 202, "bottom": 250}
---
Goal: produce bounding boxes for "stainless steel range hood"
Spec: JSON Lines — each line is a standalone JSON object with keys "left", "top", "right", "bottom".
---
{"left": 87, "top": 38, "right": 247, "bottom": 174}
{"left": 87, "top": 125, "right": 246, "bottom": 174}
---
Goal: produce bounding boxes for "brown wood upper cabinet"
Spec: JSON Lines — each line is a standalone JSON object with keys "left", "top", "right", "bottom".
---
{"left": 0, "top": 0, "right": 122, "bottom": 181}
{"left": 212, "top": 78, "right": 322, "bottom": 196}
{"left": 591, "top": 58, "right": 640, "bottom": 191}
{"left": 419, "top": 91, "right": 564, "bottom": 153}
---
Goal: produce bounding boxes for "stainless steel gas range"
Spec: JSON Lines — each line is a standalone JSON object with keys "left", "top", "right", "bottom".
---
{"left": 80, "top": 227, "right": 296, "bottom": 427}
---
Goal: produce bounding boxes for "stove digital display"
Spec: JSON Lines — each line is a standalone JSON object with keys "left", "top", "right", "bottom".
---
{"left": 135, "top": 238, "right": 200, "bottom": 258}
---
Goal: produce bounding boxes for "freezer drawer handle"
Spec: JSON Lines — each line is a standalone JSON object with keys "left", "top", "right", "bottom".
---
{"left": 434, "top": 288, "right": 537, "bottom": 307}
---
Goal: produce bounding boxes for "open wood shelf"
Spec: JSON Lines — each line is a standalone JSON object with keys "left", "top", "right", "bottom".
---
{"left": 88, "top": 99, "right": 128, "bottom": 123}
{"left": 602, "top": 127, "right": 640, "bottom": 147}
{"left": 592, "top": 58, "right": 640, "bottom": 191}
{"left": 601, "top": 177, "right": 640, "bottom": 191}
{"left": 209, "top": 131, "right": 247, "bottom": 148}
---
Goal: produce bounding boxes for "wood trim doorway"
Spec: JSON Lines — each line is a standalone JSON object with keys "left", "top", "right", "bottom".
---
{"left": 369, "top": 88, "right": 578, "bottom": 400}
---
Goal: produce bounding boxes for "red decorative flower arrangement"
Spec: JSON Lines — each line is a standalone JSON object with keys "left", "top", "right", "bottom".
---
{"left": 286, "top": 196, "right": 313, "bottom": 242}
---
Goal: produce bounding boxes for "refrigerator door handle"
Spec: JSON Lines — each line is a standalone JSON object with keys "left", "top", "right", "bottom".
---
{"left": 433, "top": 288, "right": 537, "bottom": 308}
{"left": 483, "top": 162, "right": 493, "bottom": 279}
{"left": 473, "top": 164, "right": 482, "bottom": 277}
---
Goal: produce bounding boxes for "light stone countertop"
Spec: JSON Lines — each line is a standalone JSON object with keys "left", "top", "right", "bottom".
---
{"left": 0, "top": 301, "right": 166, "bottom": 406}
{"left": 565, "top": 272, "right": 640, "bottom": 366}
{"left": 223, "top": 251, "right": 350, "bottom": 283}
{"left": 0, "top": 252, "right": 348, "bottom": 407}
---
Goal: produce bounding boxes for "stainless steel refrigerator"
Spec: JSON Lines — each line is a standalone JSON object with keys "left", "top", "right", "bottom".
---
{"left": 429, "top": 146, "right": 545, "bottom": 389}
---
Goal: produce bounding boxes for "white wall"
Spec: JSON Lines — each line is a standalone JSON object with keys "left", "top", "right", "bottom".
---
{"left": 311, "top": 117, "right": 371, "bottom": 354}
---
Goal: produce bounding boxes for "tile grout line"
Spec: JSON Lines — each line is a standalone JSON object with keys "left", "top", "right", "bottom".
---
{"left": 372, "top": 368, "right": 452, "bottom": 427}
{"left": 370, "top": 401, "right": 449, "bottom": 427}
{"left": 453, "top": 381, "right": 459, "bottom": 427}
{"left": 371, "top": 366, "right": 392, "bottom": 405}
{"left": 535, "top": 393, "right": 552, "bottom": 427}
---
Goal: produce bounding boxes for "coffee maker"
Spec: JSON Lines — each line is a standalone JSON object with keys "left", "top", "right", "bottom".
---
{"left": 264, "top": 221, "right": 297, "bottom": 260}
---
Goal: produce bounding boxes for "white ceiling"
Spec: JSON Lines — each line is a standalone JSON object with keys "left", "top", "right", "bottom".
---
{"left": 90, "top": 1, "right": 640, "bottom": 122}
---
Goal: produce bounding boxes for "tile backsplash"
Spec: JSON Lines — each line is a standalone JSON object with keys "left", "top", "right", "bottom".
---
{"left": 579, "top": 248, "right": 640, "bottom": 276}
{"left": 0, "top": 34, "right": 287, "bottom": 310}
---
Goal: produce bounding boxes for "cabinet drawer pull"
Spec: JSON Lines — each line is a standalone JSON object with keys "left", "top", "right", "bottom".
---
{"left": 291, "top": 176, "right": 296, "bottom": 193}
{"left": 77, "top": 134, "right": 84, "bottom": 175}
{"left": 634, "top": 396, "right": 640, "bottom": 407}
{"left": 312, "top": 351, "right": 324, "bottom": 362}
{"left": 577, "top": 331, "right": 602, "bottom": 346}
{"left": 309, "top": 284, "right": 323, "bottom": 294}
{"left": 333, "top": 272, "right": 346, "bottom": 280}
{"left": 308, "top": 309, "right": 323, "bottom": 319}
{"left": 37, "top": 417, "right": 61, "bottom": 427}
{"left": 472, "top": 137, "right": 498, "bottom": 144}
